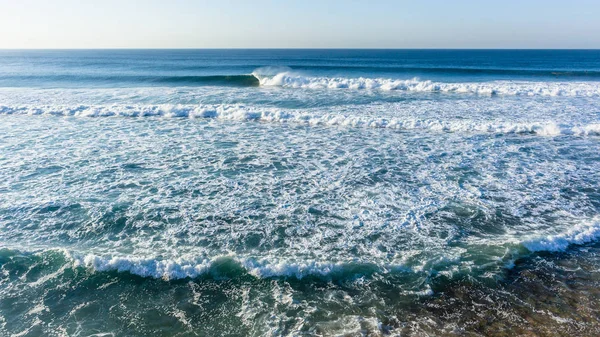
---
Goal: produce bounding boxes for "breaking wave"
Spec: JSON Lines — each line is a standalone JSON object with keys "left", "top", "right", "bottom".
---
{"left": 68, "top": 253, "right": 386, "bottom": 280}
{"left": 522, "top": 217, "right": 600, "bottom": 253}
{"left": 6, "top": 216, "right": 600, "bottom": 281}
{"left": 6, "top": 69, "right": 600, "bottom": 96}
{"left": 253, "top": 72, "right": 600, "bottom": 96}
{"left": 1, "top": 104, "right": 599, "bottom": 136}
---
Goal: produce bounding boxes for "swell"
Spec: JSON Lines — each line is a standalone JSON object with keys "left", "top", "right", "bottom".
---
{"left": 153, "top": 74, "right": 259, "bottom": 86}
{"left": 1, "top": 104, "right": 599, "bottom": 136}
{"left": 0, "top": 74, "right": 260, "bottom": 87}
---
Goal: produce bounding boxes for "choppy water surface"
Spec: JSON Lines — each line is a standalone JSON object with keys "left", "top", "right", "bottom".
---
{"left": 1, "top": 50, "right": 600, "bottom": 336}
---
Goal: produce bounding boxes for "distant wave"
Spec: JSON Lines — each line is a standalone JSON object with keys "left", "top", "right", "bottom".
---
{"left": 4, "top": 71, "right": 600, "bottom": 96}
{"left": 1, "top": 104, "right": 599, "bottom": 136}
{"left": 289, "top": 65, "right": 600, "bottom": 78}
{"left": 253, "top": 72, "right": 600, "bottom": 96}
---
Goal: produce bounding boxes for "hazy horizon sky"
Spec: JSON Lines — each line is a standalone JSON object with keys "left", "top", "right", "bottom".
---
{"left": 1, "top": 0, "right": 599, "bottom": 49}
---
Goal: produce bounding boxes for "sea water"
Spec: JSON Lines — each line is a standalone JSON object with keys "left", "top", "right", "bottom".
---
{"left": 1, "top": 49, "right": 600, "bottom": 336}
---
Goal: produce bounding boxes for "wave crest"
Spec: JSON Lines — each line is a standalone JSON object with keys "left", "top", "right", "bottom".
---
{"left": 68, "top": 253, "right": 383, "bottom": 280}
{"left": 522, "top": 218, "right": 600, "bottom": 252}
{"left": 4, "top": 216, "right": 599, "bottom": 281}
{"left": 253, "top": 72, "right": 600, "bottom": 97}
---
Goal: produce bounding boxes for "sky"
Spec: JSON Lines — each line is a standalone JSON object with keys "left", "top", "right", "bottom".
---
{"left": 0, "top": 0, "right": 599, "bottom": 49}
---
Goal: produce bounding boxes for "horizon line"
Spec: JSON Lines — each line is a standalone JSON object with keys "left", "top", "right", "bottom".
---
{"left": 1, "top": 47, "right": 600, "bottom": 51}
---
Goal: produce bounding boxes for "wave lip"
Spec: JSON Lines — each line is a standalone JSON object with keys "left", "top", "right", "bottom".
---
{"left": 253, "top": 72, "right": 600, "bottom": 97}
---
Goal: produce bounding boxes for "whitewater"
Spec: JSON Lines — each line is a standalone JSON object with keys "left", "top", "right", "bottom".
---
{"left": 1, "top": 49, "right": 600, "bottom": 336}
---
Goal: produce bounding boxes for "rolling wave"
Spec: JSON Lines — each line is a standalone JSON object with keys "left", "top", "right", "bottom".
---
{"left": 522, "top": 218, "right": 600, "bottom": 252}
{"left": 3, "top": 217, "right": 599, "bottom": 281}
{"left": 1, "top": 104, "right": 599, "bottom": 136}
{"left": 4, "top": 70, "right": 599, "bottom": 97}
{"left": 254, "top": 72, "right": 600, "bottom": 96}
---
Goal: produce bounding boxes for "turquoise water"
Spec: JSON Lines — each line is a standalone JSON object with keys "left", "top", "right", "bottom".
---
{"left": 1, "top": 50, "right": 600, "bottom": 336}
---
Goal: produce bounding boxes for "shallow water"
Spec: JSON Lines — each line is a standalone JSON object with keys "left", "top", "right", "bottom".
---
{"left": 1, "top": 50, "right": 600, "bottom": 336}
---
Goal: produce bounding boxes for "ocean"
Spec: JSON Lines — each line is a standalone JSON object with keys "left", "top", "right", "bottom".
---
{"left": 1, "top": 49, "right": 600, "bottom": 336}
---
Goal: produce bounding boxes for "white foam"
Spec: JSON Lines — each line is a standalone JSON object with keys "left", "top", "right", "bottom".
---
{"left": 1, "top": 104, "right": 597, "bottom": 137}
{"left": 71, "top": 253, "right": 214, "bottom": 280}
{"left": 59, "top": 228, "right": 600, "bottom": 280}
{"left": 572, "top": 123, "right": 600, "bottom": 136}
{"left": 239, "top": 258, "right": 355, "bottom": 278}
{"left": 522, "top": 218, "right": 600, "bottom": 252}
{"left": 64, "top": 251, "right": 390, "bottom": 280}
{"left": 10, "top": 215, "right": 600, "bottom": 281}
{"left": 253, "top": 72, "right": 600, "bottom": 97}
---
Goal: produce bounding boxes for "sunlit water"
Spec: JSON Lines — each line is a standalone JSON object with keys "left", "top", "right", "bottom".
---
{"left": 1, "top": 50, "right": 600, "bottom": 336}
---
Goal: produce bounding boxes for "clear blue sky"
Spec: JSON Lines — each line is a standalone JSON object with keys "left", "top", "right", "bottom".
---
{"left": 1, "top": 0, "right": 599, "bottom": 49}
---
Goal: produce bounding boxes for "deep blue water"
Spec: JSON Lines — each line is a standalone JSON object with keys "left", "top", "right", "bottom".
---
{"left": 1, "top": 49, "right": 600, "bottom": 88}
{"left": 1, "top": 49, "right": 600, "bottom": 336}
